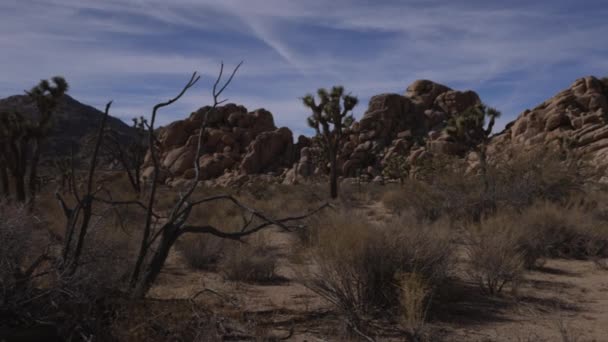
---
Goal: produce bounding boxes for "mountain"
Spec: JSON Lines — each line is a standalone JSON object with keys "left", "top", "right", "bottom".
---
{"left": 0, "top": 94, "right": 135, "bottom": 160}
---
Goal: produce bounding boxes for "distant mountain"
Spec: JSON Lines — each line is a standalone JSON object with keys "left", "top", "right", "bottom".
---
{"left": 0, "top": 94, "right": 135, "bottom": 160}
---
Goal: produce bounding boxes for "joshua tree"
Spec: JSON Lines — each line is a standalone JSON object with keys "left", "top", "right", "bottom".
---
{"left": 445, "top": 102, "right": 500, "bottom": 147}
{"left": 26, "top": 77, "right": 68, "bottom": 204}
{"left": 0, "top": 117, "right": 13, "bottom": 198}
{"left": 0, "top": 77, "right": 68, "bottom": 203}
{"left": 0, "top": 110, "right": 28, "bottom": 201}
{"left": 302, "top": 86, "right": 358, "bottom": 199}
{"left": 101, "top": 116, "right": 147, "bottom": 194}
{"left": 445, "top": 102, "right": 501, "bottom": 215}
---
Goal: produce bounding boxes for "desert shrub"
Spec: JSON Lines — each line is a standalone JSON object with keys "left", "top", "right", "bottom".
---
{"left": 466, "top": 221, "right": 525, "bottom": 295}
{"left": 513, "top": 202, "right": 608, "bottom": 268}
{"left": 301, "top": 211, "right": 452, "bottom": 326}
{"left": 383, "top": 147, "right": 582, "bottom": 223}
{"left": 489, "top": 148, "right": 582, "bottom": 210}
{"left": 0, "top": 203, "right": 128, "bottom": 340}
{"left": 178, "top": 234, "right": 226, "bottom": 270}
{"left": 221, "top": 242, "right": 277, "bottom": 283}
{"left": 0, "top": 204, "right": 37, "bottom": 304}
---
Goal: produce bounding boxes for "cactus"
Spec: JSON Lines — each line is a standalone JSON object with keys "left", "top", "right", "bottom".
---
{"left": 302, "top": 86, "right": 358, "bottom": 199}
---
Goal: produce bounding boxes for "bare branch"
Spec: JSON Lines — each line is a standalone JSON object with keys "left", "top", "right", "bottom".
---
{"left": 86, "top": 101, "right": 112, "bottom": 194}
{"left": 180, "top": 202, "right": 331, "bottom": 241}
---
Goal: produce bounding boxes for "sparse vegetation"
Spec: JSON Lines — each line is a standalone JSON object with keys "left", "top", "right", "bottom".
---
{"left": 221, "top": 239, "right": 278, "bottom": 283}
{"left": 301, "top": 211, "right": 452, "bottom": 333}
{"left": 3, "top": 70, "right": 608, "bottom": 341}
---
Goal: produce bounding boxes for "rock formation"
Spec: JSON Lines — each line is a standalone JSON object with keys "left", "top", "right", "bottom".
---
{"left": 142, "top": 104, "right": 296, "bottom": 185}
{"left": 311, "top": 79, "right": 484, "bottom": 180}
{"left": 487, "top": 76, "right": 608, "bottom": 178}
{"left": 142, "top": 75, "right": 608, "bottom": 186}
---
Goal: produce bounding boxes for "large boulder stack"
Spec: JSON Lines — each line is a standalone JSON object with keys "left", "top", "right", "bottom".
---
{"left": 326, "top": 79, "right": 482, "bottom": 178}
{"left": 142, "top": 104, "right": 295, "bottom": 185}
{"left": 487, "top": 76, "right": 608, "bottom": 176}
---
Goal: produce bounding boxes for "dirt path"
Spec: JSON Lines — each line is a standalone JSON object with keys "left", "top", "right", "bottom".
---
{"left": 147, "top": 201, "right": 608, "bottom": 341}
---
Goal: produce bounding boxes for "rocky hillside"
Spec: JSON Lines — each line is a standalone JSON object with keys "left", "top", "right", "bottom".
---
{"left": 487, "top": 76, "right": 608, "bottom": 178}
{"left": 0, "top": 94, "right": 135, "bottom": 160}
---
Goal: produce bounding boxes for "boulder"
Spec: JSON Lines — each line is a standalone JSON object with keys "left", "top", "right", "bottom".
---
{"left": 240, "top": 127, "right": 294, "bottom": 174}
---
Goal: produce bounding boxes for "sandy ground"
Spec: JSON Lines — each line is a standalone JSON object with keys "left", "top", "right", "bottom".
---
{"left": 147, "top": 201, "right": 608, "bottom": 341}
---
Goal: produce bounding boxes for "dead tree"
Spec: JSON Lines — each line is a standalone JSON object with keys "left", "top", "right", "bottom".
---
{"left": 56, "top": 63, "right": 328, "bottom": 299}
{"left": 56, "top": 102, "right": 112, "bottom": 274}
{"left": 127, "top": 63, "right": 329, "bottom": 298}
{"left": 302, "top": 86, "right": 358, "bottom": 199}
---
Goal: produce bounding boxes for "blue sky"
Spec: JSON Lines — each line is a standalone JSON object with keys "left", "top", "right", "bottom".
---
{"left": 1, "top": 0, "right": 607, "bottom": 137}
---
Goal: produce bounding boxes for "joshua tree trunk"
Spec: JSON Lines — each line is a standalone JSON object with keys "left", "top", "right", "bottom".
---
{"left": 14, "top": 173, "right": 26, "bottom": 202}
{"left": 0, "top": 165, "right": 9, "bottom": 198}
{"left": 28, "top": 139, "right": 41, "bottom": 206}
{"left": 329, "top": 145, "right": 338, "bottom": 199}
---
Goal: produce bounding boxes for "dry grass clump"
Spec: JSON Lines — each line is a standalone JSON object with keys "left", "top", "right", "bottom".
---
{"left": 396, "top": 272, "right": 432, "bottom": 338}
{"left": 301, "top": 210, "right": 452, "bottom": 328}
{"left": 178, "top": 234, "right": 226, "bottom": 270}
{"left": 221, "top": 233, "right": 277, "bottom": 283}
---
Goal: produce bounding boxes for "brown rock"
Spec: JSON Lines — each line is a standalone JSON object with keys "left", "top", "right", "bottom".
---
{"left": 240, "top": 127, "right": 294, "bottom": 174}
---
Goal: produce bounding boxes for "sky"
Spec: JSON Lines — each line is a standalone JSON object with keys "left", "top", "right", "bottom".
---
{"left": 1, "top": 0, "right": 607, "bottom": 137}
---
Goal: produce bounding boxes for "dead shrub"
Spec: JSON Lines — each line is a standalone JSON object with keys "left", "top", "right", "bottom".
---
{"left": 221, "top": 233, "right": 277, "bottom": 283}
{"left": 301, "top": 211, "right": 452, "bottom": 327}
{"left": 467, "top": 219, "right": 525, "bottom": 295}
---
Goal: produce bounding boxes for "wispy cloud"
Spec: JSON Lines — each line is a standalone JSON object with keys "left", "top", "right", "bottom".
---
{"left": 1, "top": 0, "right": 606, "bottom": 135}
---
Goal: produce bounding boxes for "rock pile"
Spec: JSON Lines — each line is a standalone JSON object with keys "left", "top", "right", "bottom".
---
{"left": 141, "top": 104, "right": 296, "bottom": 185}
